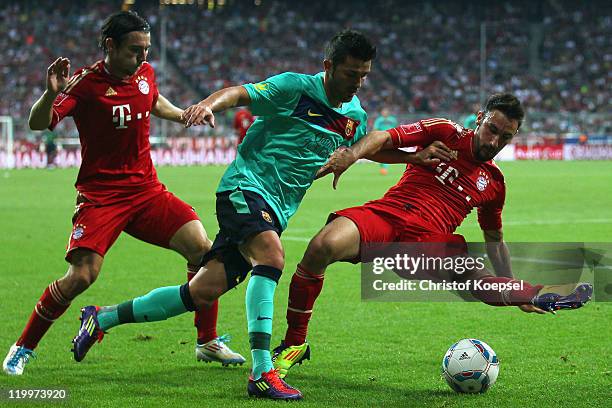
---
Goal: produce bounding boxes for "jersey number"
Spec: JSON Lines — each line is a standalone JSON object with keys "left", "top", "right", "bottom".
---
{"left": 434, "top": 163, "right": 472, "bottom": 202}
{"left": 435, "top": 163, "right": 459, "bottom": 184}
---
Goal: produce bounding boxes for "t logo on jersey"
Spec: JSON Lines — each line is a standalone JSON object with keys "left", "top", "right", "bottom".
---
{"left": 113, "top": 104, "right": 131, "bottom": 129}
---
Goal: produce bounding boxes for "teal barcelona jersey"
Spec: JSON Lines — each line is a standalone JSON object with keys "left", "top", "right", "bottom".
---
{"left": 217, "top": 72, "right": 368, "bottom": 230}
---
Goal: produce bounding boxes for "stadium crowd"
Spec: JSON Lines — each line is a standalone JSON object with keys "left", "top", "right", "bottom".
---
{"left": 1, "top": 0, "right": 609, "bottom": 140}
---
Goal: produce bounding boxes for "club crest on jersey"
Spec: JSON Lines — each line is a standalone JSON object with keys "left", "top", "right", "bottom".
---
{"left": 135, "top": 75, "right": 149, "bottom": 95}
{"left": 345, "top": 119, "right": 355, "bottom": 137}
{"left": 261, "top": 211, "right": 273, "bottom": 224}
{"left": 72, "top": 224, "right": 86, "bottom": 240}
{"left": 476, "top": 171, "right": 490, "bottom": 191}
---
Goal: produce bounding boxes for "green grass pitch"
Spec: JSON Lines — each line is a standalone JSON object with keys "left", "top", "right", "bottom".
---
{"left": 0, "top": 161, "right": 610, "bottom": 407}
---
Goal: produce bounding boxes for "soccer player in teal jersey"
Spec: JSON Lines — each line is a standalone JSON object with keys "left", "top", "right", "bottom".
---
{"left": 71, "top": 30, "right": 444, "bottom": 400}
{"left": 373, "top": 107, "right": 398, "bottom": 175}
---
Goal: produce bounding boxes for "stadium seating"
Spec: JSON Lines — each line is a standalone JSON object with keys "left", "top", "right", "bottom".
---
{"left": 1, "top": 0, "right": 609, "bottom": 140}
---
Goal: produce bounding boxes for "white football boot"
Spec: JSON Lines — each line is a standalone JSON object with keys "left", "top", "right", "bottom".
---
{"left": 195, "top": 334, "right": 246, "bottom": 367}
{"left": 3, "top": 343, "right": 35, "bottom": 375}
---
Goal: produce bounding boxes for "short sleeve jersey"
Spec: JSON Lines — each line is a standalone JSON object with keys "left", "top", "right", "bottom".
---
{"left": 217, "top": 72, "right": 368, "bottom": 230}
{"left": 50, "top": 60, "right": 160, "bottom": 192}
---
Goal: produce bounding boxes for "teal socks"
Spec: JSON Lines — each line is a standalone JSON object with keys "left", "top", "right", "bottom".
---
{"left": 246, "top": 271, "right": 279, "bottom": 379}
{"left": 97, "top": 285, "right": 191, "bottom": 331}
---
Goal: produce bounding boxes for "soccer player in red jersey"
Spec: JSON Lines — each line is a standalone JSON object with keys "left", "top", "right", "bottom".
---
{"left": 272, "top": 93, "right": 593, "bottom": 377}
{"left": 233, "top": 107, "right": 254, "bottom": 145}
{"left": 2, "top": 11, "right": 244, "bottom": 376}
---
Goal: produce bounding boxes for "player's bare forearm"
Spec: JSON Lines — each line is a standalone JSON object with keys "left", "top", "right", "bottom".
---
{"left": 365, "top": 141, "right": 454, "bottom": 165}
{"left": 183, "top": 86, "right": 251, "bottom": 127}
{"left": 207, "top": 86, "right": 251, "bottom": 112}
{"left": 483, "top": 229, "right": 513, "bottom": 278}
{"left": 349, "top": 130, "right": 393, "bottom": 161}
{"left": 152, "top": 94, "right": 184, "bottom": 123}
{"left": 28, "top": 90, "right": 58, "bottom": 130}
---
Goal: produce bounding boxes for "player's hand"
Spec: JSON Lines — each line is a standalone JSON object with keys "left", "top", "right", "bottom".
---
{"left": 518, "top": 304, "right": 550, "bottom": 314}
{"left": 315, "top": 146, "right": 357, "bottom": 189}
{"left": 47, "top": 57, "right": 71, "bottom": 95}
{"left": 413, "top": 141, "right": 454, "bottom": 165}
{"left": 182, "top": 103, "right": 215, "bottom": 128}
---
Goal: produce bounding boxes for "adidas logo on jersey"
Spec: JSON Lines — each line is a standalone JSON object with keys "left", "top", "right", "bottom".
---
{"left": 458, "top": 352, "right": 470, "bottom": 360}
{"left": 105, "top": 87, "right": 117, "bottom": 96}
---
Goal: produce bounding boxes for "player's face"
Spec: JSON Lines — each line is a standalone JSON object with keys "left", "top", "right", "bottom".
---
{"left": 325, "top": 56, "right": 372, "bottom": 104}
{"left": 473, "top": 110, "right": 519, "bottom": 162}
{"left": 107, "top": 31, "right": 151, "bottom": 77}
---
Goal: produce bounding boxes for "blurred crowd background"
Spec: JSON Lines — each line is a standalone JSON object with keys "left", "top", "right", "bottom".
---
{"left": 1, "top": 0, "right": 610, "bottom": 148}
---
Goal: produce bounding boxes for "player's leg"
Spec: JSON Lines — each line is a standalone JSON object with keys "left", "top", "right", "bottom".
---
{"left": 72, "top": 190, "right": 247, "bottom": 365}
{"left": 272, "top": 216, "right": 360, "bottom": 378}
{"left": 3, "top": 249, "right": 103, "bottom": 375}
{"left": 458, "top": 263, "right": 592, "bottom": 313}
{"left": 78, "top": 221, "right": 226, "bottom": 363}
{"left": 125, "top": 190, "right": 245, "bottom": 365}
{"left": 239, "top": 230, "right": 301, "bottom": 400}
{"left": 275, "top": 206, "right": 398, "bottom": 378}
{"left": 169, "top": 219, "right": 245, "bottom": 365}
{"left": 5, "top": 192, "right": 126, "bottom": 375}
{"left": 170, "top": 222, "right": 218, "bottom": 345}
{"left": 426, "top": 234, "right": 593, "bottom": 313}
{"left": 73, "top": 260, "right": 231, "bottom": 362}
{"left": 197, "top": 189, "right": 300, "bottom": 399}
{"left": 284, "top": 215, "right": 360, "bottom": 344}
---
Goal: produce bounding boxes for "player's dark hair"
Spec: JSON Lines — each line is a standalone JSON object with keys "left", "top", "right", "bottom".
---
{"left": 325, "top": 29, "right": 377, "bottom": 66}
{"left": 484, "top": 93, "right": 525, "bottom": 129}
{"left": 99, "top": 11, "right": 150, "bottom": 53}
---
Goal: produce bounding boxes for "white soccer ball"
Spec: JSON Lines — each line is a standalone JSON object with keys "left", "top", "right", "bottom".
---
{"left": 442, "top": 338, "right": 499, "bottom": 393}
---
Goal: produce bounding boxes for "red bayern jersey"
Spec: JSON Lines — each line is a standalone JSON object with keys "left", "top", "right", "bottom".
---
{"left": 370, "top": 118, "right": 505, "bottom": 233}
{"left": 50, "top": 60, "right": 160, "bottom": 192}
{"left": 233, "top": 108, "right": 254, "bottom": 145}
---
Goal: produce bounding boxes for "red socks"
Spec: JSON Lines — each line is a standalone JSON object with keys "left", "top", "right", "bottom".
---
{"left": 284, "top": 264, "right": 325, "bottom": 346}
{"left": 470, "top": 276, "right": 542, "bottom": 306}
{"left": 187, "top": 265, "right": 218, "bottom": 344}
{"left": 17, "top": 281, "right": 70, "bottom": 350}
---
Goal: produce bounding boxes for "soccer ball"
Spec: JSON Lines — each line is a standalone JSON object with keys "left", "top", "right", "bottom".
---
{"left": 442, "top": 338, "right": 499, "bottom": 393}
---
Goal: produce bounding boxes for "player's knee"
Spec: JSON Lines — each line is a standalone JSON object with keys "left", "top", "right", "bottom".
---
{"left": 184, "top": 237, "right": 212, "bottom": 264}
{"left": 62, "top": 265, "right": 99, "bottom": 298}
{"left": 189, "top": 281, "right": 223, "bottom": 307}
{"left": 305, "top": 233, "right": 336, "bottom": 267}
{"left": 254, "top": 246, "right": 285, "bottom": 271}
{"left": 266, "top": 251, "right": 285, "bottom": 271}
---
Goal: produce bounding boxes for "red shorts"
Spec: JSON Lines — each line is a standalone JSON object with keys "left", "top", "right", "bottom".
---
{"left": 331, "top": 200, "right": 466, "bottom": 263}
{"left": 66, "top": 184, "right": 200, "bottom": 261}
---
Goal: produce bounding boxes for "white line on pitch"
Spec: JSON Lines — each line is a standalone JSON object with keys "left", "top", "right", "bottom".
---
{"left": 287, "top": 218, "right": 612, "bottom": 236}
{"left": 279, "top": 238, "right": 611, "bottom": 270}
{"left": 464, "top": 218, "right": 612, "bottom": 228}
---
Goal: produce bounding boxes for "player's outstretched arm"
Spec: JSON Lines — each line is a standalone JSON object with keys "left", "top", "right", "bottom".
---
{"left": 483, "top": 229, "right": 513, "bottom": 279}
{"left": 29, "top": 57, "right": 71, "bottom": 130}
{"left": 366, "top": 141, "right": 453, "bottom": 165}
{"left": 317, "top": 134, "right": 453, "bottom": 188}
{"left": 483, "top": 229, "right": 547, "bottom": 314}
{"left": 183, "top": 85, "right": 251, "bottom": 128}
{"left": 152, "top": 94, "right": 184, "bottom": 123}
